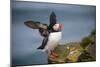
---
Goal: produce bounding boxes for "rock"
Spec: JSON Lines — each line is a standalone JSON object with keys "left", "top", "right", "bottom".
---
{"left": 77, "top": 50, "right": 95, "bottom": 62}
{"left": 48, "top": 42, "right": 82, "bottom": 63}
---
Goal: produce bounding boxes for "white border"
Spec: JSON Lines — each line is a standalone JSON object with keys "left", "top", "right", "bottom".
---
{"left": 16, "top": 0, "right": 96, "bottom": 5}
{"left": 0, "top": 0, "right": 10, "bottom": 66}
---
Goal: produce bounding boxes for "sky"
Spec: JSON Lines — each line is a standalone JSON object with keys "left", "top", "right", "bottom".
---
{"left": 11, "top": 1, "right": 96, "bottom": 65}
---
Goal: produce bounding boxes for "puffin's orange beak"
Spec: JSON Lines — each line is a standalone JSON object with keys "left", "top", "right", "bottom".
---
{"left": 58, "top": 24, "right": 63, "bottom": 31}
{"left": 60, "top": 24, "right": 63, "bottom": 29}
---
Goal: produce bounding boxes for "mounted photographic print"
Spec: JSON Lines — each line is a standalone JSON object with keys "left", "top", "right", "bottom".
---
{"left": 11, "top": 1, "right": 96, "bottom": 66}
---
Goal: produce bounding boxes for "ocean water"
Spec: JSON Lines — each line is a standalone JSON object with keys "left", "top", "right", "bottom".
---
{"left": 11, "top": 1, "right": 96, "bottom": 65}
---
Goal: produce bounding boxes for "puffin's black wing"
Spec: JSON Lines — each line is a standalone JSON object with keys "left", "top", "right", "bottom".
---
{"left": 48, "top": 12, "right": 57, "bottom": 30}
{"left": 24, "top": 20, "right": 49, "bottom": 37}
{"left": 24, "top": 20, "right": 49, "bottom": 49}
{"left": 24, "top": 20, "right": 48, "bottom": 29}
{"left": 37, "top": 36, "right": 48, "bottom": 49}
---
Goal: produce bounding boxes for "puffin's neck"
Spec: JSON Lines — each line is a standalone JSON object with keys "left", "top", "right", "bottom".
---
{"left": 51, "top": 28, "right": 60, "bottom": 32}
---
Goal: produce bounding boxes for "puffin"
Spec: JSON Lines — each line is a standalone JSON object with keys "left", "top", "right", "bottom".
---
{"left": 24, "top": 12, "right": 62, "bottom": 57}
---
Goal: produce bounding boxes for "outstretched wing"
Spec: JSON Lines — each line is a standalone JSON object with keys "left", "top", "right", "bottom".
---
{"left": 24, "top": 20, "right": 48, "bottom": 30}
{"left": 24, "top": 20, "right": 49, "bottom": 37}
{"left": 49, "top": 12, "right": 57, "bottom": 29}
{"left": 37, "top": 37, "right": 48, "bottom": 49}
{"left": 24, "top": 20, "right": 49, "bottom": 49}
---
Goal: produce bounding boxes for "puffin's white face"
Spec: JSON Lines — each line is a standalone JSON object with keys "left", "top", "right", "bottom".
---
{"left": 53, "top": 24, "right": 62, "bottom": 31}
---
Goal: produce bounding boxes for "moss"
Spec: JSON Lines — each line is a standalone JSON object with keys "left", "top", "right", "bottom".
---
{"left": 80, "top": 37, "right": 91, "bottom": 49}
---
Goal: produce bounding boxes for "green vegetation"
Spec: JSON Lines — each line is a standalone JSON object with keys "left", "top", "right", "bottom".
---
{"left": 80, "top": 37, "right": 91, "bottom": 49}
{"left": 90, "top": 29, "right": 96, "bottom": 36}
{"left": 48, "top": 43, "right": 82, "bottom": 63}
{"left": 80, "top": 30, "right": 96, "bottom": 49}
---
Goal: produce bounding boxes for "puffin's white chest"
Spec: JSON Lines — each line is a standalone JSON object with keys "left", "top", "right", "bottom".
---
{"left": 44, "top": 32, "right": 62, "bottom": 51}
